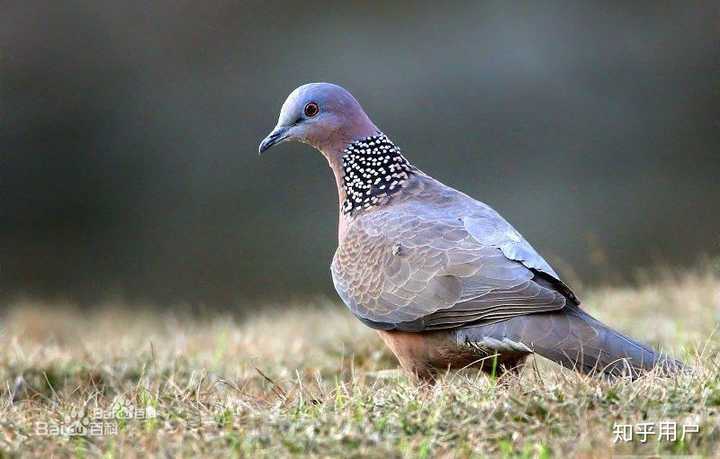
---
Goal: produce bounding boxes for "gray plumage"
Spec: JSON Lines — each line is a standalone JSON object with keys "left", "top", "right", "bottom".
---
{"left": 260, "top": 83, "right": 684, "bottom": 379}
{"left": 332, "top": 165, "right": 571, "bottom": 331}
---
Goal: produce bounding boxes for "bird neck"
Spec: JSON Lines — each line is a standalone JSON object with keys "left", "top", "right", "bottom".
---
{"left": 336, "top": 133, "right": 415, "bottom": 215}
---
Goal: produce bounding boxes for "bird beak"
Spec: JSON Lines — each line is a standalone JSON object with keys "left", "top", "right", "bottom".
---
{"left": 258, "top": 126, "right": 290, "bottom": 155}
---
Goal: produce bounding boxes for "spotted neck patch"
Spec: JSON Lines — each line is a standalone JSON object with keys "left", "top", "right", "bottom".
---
{"left": 340, "top": 133, "right": 415, "bottom": 214}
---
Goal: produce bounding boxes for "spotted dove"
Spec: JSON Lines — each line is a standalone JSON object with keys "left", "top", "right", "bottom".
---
{"left": 259, "top": 83, "right": 683, "bottom": 380}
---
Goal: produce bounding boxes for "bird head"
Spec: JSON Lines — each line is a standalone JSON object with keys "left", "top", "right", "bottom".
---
{"left": 258, "top": 83, "right": 379, "bottom": 155}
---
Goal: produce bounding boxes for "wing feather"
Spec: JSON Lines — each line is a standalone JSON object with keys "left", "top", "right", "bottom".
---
{"left": 331, "top": 175, "right": 577, "bottom": 332}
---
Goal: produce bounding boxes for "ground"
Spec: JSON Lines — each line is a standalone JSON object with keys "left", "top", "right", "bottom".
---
{"left": 1, "top": 265, "right": 719, "bottom": 458}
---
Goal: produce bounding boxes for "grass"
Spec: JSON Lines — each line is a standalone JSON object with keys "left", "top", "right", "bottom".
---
{"left": 1, "top": 266, "right": 719, "bottom": 458}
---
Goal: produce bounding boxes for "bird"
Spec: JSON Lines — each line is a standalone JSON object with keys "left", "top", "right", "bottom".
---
{"left": 258, "top": 82, "right": 684, "bottom": 381}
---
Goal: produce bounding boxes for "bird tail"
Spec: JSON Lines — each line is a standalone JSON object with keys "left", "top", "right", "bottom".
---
{"left": 458, "top": 306, "right": 685, "bottom": 378}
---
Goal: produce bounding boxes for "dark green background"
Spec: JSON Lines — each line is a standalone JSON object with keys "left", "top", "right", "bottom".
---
{"left": 2, "top": 1, "right": 718, "bottom": 307}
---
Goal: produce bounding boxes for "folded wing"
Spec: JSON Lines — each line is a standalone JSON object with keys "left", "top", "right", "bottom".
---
{"left": 332, "top": 187, "right": 576, "bottom": 332}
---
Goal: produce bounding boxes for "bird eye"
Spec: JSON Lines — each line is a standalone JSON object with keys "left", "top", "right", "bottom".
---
{"left": 304, "top": 102, "right": 319, "bottom": 118}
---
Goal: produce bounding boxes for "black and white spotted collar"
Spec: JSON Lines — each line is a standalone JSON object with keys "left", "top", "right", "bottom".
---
{"left": 340, "top": 133, "right": 415, "bottom": 215}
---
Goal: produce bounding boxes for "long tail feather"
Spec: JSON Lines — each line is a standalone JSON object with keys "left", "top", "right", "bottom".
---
{"left": 457, "top": 306, "right": 685, "bottom": 378}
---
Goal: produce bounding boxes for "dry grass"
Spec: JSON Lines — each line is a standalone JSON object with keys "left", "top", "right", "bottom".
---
{"left": 1, "top": 266, "right": 719, "bottom": 458}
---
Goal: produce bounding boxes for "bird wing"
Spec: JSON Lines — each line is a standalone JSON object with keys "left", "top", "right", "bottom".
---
{"left": 331, "top": 178, "right": 577, "bottom": 332}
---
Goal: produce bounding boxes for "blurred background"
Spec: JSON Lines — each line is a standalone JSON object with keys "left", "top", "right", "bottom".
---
{"left": 1, "top": 0, "right": 718, "bottom": 308}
